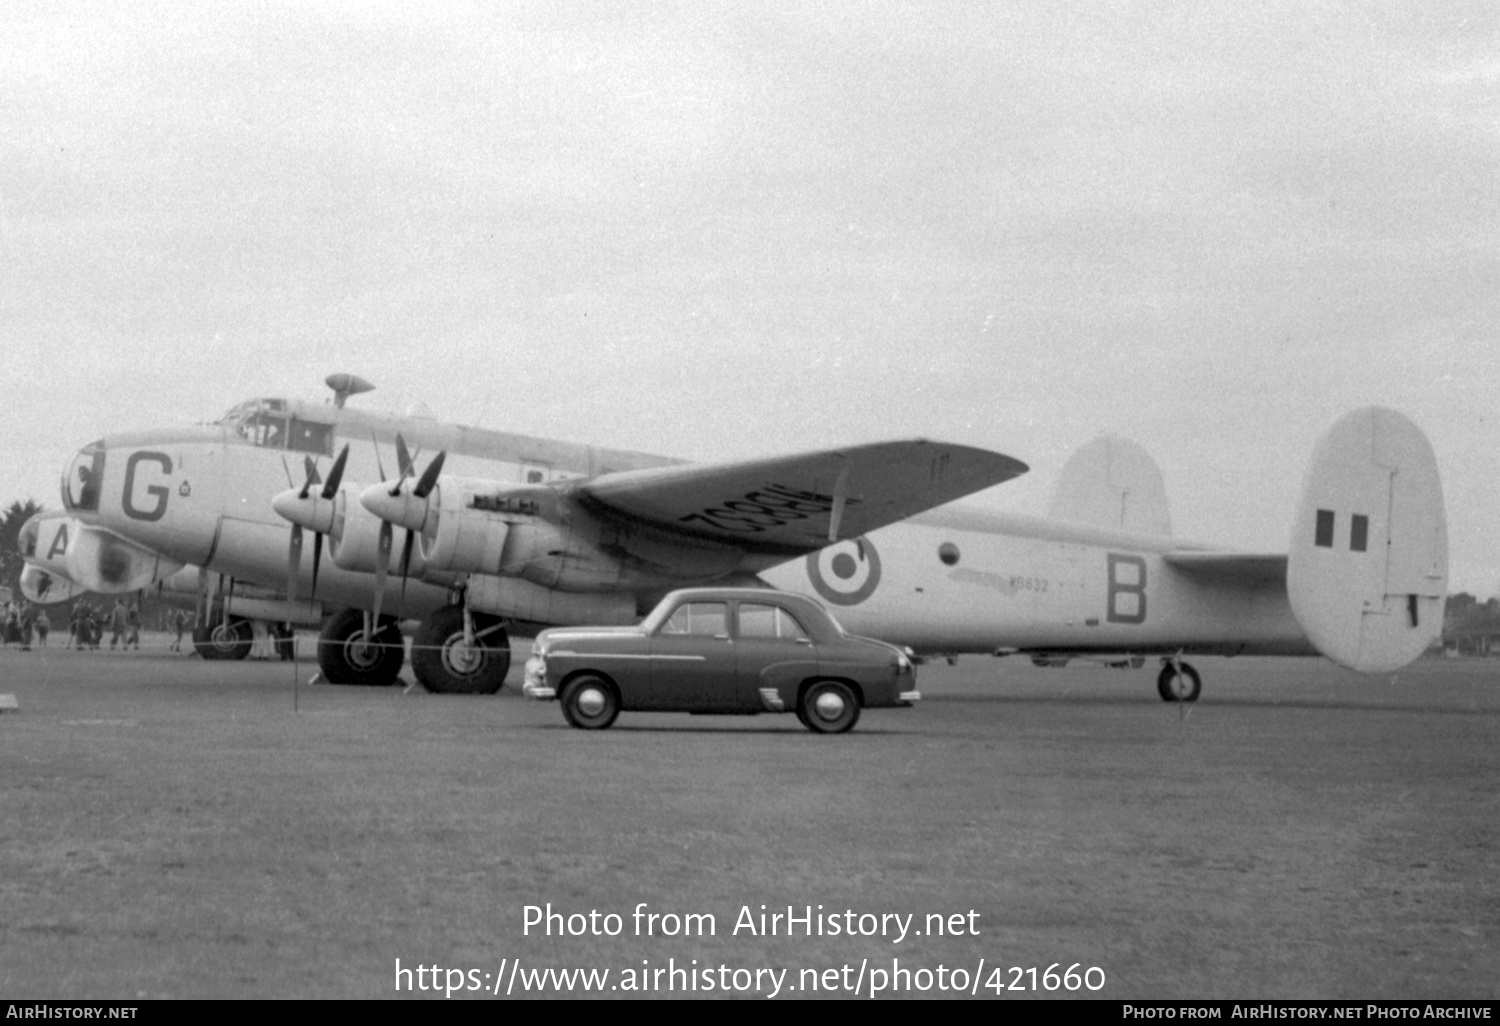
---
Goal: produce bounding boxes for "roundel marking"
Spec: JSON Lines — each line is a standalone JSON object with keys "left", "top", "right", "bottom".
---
{"left": 806, "top": 537, "right": 882, "bottom": 606}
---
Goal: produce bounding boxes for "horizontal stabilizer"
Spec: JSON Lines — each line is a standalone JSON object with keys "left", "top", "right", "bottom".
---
{"left": 580, "top": 440, "right": 1027, "bottom": 551}
{"left": 1048, "top": 436, "right": 1172, "bottom": 537}
{"left": 1163, "top": 551, "right": 1288, "bottom": 587}
{"left": 1286, "top": 407, "right": 1447, "bottom": 672}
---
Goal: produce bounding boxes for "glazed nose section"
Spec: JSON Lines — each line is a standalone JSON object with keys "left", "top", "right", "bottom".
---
{"left": 61, "top": 441, "right": 107, "bottom": 514}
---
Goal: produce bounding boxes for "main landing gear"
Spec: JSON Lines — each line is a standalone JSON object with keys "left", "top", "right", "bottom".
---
{"left": 317, "top": 607, "right": 405, "bottom": 686}
{"left": 410, "top": 605, "right": 511, "bottom": 695}
{"left": 1156, "top": 659, "right": 1201, "bottom": 703}
{"left": 193, "top": 617, "right": 253, "bottom": 661}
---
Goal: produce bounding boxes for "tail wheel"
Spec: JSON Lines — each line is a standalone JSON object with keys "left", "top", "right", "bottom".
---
{"left": 1157, "top": 661, "right": 1202, "bottom": 702}
{"left": 799, "top": 681, "right": 861, "bottom": 734}
{"left": 560, "top": 674, "right": 620, "bottom": 730}
{"left": 317, "top": 607, "right": 405, "bottom": 686}
{"left": 193, "top": 617, "right": 253, "bottom": 661}
{"left": 411, "top": 605, "right": 510, "bottom": 695}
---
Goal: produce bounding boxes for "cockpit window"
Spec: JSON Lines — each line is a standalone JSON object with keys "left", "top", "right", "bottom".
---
{"left": 218, "top": 399, "right": 330, "bottom": 454}
{"left": 288, "top": 418, "right": 332, "bottom": 456}
{"left": 237, "top": 412, "right": 286, "bottom": 449}
{"left": 63, "top": 443, "right": 105, "bottom": 513}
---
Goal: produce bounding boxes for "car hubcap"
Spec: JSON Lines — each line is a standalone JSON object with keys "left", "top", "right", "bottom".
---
{"left": 577, "top": 687, "right": 606, "bottom": 717}
{"left": 814, "top": 692, "right": 845, "bottom": 720}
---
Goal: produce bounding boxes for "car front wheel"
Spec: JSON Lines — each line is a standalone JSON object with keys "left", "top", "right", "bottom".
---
{"left": 800, "top": 681, "right": 860, "bottom": 734}
{"left": 561, "top": 674, "right": 619, "bottom": 730}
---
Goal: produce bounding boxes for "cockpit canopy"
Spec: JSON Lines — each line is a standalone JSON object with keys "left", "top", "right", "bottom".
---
{"left": 216, "top": 399, "right": 333, "bottom": 456}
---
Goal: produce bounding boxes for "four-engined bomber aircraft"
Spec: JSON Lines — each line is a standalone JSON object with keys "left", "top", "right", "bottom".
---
{"left": 57, "top": 373, "right": 1447, "bottom": 700}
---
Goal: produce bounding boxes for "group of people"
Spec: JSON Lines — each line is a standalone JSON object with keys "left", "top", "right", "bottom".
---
{"left": 1, "top": 600, "right": 48, "bottom": 649}
{"left": 64, "top": 599, "right": 142, "bottom": 650}
{"left": 4, "top": 599, "right": 292, "bottom": 657}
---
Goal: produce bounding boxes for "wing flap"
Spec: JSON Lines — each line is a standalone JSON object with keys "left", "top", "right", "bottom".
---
{"left": 578, "top": 440, "right": 1027, "bottom": 551}
{"left": 1163, "top": 551, "right": 1288, "bottom": 587}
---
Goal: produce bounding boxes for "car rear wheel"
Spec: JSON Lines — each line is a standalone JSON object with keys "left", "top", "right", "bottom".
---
{"left": 561, "top": 674, "right": 619, "bottom": 730}
{"left": 800, "top": 681, "right": 860, "bottom": 734}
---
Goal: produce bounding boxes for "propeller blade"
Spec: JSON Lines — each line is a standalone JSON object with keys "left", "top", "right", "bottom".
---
{"left": 310, "top": 532, "right": 323, "bottom": 605}
{"left": 396, "top": 433, "right": 413, "bottom": 479}
{"left": 413, "top": 450, "right": 446, "bottom": 499}
{"left": 321, "top": 445, "right": 349, "bottom": 500}
{"left": 371, "top": 430, "right": 387, "bottom": 482}
{"left": 280, "top": 456, "right": 295, "bottom": 489}
{"left": 287, "top": 524, "right": 302, "bottom": 606}
{"left": 398, "top": 528, "right": 416, "bottom": 615}
{"left": 298, "top": 456, "right": 322, "bottom": 499}
{"left": 371, "top": 520, "right": 392, "bottom": 625}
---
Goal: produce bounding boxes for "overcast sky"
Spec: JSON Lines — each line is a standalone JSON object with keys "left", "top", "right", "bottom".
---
{"left": 3, "top": 1, "right": 1495, "bottom": 592}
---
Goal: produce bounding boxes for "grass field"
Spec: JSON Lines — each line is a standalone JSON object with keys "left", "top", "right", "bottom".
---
{"left": 0, "top": 639, "right": 1496, "bottom": 999}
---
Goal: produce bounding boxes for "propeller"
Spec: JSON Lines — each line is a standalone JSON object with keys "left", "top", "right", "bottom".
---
{"left": 271, "top": 444, "right": 349, "bottom": 607}
{"left": 361, "top": 443, "right": 447, "bottom": 622}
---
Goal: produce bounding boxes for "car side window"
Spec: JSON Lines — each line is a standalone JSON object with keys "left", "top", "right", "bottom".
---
{"left": 659, "top": 602, "right": 729, "bottom": 637}
{"left": 737, "top": 603, "right": 811, "bottom": 642}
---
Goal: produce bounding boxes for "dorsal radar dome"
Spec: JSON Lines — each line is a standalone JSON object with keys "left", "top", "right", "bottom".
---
{"left": 325, "top": 373, "right": 375, "bottom": 408}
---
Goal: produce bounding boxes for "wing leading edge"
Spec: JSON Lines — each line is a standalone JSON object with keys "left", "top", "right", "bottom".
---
{"left": 576, "top": 439, "right": 1028, "bottom": 553}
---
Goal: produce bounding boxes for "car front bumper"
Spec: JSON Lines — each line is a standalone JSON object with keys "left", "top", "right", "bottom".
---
{"left": 522, "top": 657, "right": 554, "bottom": 699}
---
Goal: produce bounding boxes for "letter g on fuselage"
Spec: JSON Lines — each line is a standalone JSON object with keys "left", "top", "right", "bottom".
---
{"left": 123, "top": 451, "right": 173, "bottom": 522}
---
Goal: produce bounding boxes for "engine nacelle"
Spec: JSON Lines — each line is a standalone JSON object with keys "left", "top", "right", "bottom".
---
{"left": 418, "top": 479, "right": 583, "bottom": 586}
{"left": 329, "top": 492, "right": 428, "bottom": 577}
{"left": 62, "top": 522, "right": 184, "bottom": 595}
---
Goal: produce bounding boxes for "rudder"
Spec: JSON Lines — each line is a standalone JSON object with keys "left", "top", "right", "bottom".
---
{"left": 1286, "top": 407, "right": 1448, "bottom": 672}
{"left": 1047, "top": 436, "right": 1172, "bottom": 537}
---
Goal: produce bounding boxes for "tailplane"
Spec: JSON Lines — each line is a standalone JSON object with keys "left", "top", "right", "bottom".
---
{"left": 1286, "top": 407, "right": 1447, "bottom": 672}
{"left": 1047, "top": 436, "right": 1173, "bottom": 537}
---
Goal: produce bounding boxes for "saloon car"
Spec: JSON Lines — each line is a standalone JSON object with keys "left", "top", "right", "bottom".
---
{"left": 523, "top": 588, "right": 919, "bottom": 733}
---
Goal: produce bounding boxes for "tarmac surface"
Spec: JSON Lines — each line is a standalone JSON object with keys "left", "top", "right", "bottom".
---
{"left": 0, "top": 636, "right": 1496, "bottom": 999}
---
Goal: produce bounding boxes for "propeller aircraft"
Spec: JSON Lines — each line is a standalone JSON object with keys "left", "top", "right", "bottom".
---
{"left": 58, "top": 375, "right": 1447, "bottom": 700}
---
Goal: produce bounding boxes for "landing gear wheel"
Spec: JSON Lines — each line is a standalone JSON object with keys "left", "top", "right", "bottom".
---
{"left": 560, "top": 674, "right": 619, "bottom": 730}
{"left": 800, "top": 681, "right": 860, "bottom": 734}
{"left": 411, "top": 606, "right": 510, "bottom": 695}
{"left": 193, "top": 617, "right": 253, "bottom": 661}
{"left": 318, "top": 608, "right": 405, "bottom": 686}
{"left": 1157, "top": 661, "right": 1202, "bottom": 702}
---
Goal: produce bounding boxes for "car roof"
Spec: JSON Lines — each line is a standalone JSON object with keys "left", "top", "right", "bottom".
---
{"left": 657, "top": 587, "right": 822, "bottom": 608}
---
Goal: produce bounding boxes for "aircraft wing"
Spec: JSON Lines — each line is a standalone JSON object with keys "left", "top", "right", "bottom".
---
{"left": 577, "top": 439, "right": 1028, "bottom": 552}
{"left": 1163, "top": 551, "right": 1288, "bottom": 587}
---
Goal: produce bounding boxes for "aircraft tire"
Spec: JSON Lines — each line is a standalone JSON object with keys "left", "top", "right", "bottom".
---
{"left": 800, "top": 680, "right": 861, "bottom": 734}
{"left": 193, "top": 618, "right": 253, "bottom": 661}
{"left": 560, "top": 674, "right": 619, "bottom": 730}
{"left": 317, "top": 608, "right": 405, "bottom": 686}
{"left": 1156, "top": 662, "right": 1202, "bottom": 703}
{"left": 411, "top": 606, "right": 510, "bottom": 695}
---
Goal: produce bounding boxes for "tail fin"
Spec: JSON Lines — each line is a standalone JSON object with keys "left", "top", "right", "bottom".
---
{"left": 1047, "top": 436, "right": 1172, "bottom": 537}
{"left": 1286, "top": 407, "right": 1448, "bottom": 672}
